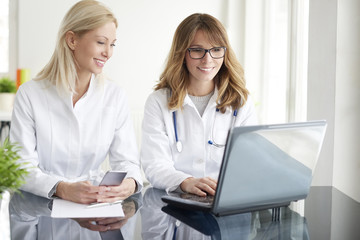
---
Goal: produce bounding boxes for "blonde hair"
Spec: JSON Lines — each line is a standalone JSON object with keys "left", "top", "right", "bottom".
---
{"left": 155, "top": 13, "right": 249, "bottom": 113}
{"left": 34, "top": 0, "right": 118, "bottom": 95}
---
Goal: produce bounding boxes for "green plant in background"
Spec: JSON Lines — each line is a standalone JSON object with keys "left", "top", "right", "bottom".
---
{"left": 0, "top": 77, "right": 17, "bottom": 93}
{"left": 0, "top": 138, "right": 28, "bottom": 197}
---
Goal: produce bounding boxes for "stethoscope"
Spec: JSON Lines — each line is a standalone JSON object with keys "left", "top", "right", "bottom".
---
{"left": 172, "top": 108, "right": 238, "bottom": 153}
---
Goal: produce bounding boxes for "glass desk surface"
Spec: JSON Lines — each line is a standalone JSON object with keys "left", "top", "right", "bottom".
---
{"left": 9, "top": 185, "right": 306, "bottom": 240}
{"left": 8, "top": 185, "right": 360, "bottom": 240}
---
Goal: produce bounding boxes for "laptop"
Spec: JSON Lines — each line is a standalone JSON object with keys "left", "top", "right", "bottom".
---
{"left": 161, "top": 120, "right": 327, "bottom": 216}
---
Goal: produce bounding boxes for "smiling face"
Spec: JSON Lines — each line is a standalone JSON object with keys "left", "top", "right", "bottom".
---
{"left": 71, "top": 21, "right": 117, "bottom": 80}
{"left": 185, "top": 30, "right": 224, "bottom": 95}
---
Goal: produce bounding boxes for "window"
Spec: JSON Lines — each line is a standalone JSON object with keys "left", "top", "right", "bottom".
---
{"left": 0, "top": 0, "right": 9, "bottom": 74}
{"left": 236, "top": 0, "right": 309, "bottom": 124}
{"left": 0, "top": 0, "right": 17, "bottom": 80}
{"left": 259, "top": 0, "right": 289, "bottom": 124}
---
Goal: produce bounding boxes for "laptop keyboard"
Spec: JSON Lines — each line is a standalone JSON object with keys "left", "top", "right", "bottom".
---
{"left": 180, "top": 193, "right": 214, "bottom": 204}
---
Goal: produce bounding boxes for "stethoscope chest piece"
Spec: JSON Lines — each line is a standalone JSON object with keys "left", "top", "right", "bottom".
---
{"left": 176, "top": 141, "right": 183, "bottom": 153}
{"left": 172, "top": 111, "right": 183, "bottom": 152}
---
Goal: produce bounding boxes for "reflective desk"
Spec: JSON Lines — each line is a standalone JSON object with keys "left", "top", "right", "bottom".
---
{"left": 305, "top": 186, "right": 360, "bottom": 240}
{"left": 9, "top": 185, "right": 313, "bottom": 240}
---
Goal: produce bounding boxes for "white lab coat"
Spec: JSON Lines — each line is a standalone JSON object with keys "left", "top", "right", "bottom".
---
{"left": 10, "top": 75, "right": 143, "bottom": 198}
{"left": 141, "top": 88, "right": 258, "bottom": 192}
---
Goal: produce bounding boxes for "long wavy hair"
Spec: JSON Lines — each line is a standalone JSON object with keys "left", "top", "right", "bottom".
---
{"left": 34, "top": 0, "right": 118, "bottom": 95}
{"left": 155, "top": 13, "right": 249, "bottom": 113}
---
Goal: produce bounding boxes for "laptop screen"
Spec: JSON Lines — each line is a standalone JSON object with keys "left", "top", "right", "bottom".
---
{"left": 213, "top": 121, "right": 327, "bottom": 216}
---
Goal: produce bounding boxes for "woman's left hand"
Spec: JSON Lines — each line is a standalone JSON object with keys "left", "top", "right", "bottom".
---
{"left": 96, "top": 178, "right": 137, "bottom": 203}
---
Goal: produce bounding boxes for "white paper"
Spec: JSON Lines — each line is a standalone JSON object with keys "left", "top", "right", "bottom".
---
{"left": 51, "top": 199, "right": 124, "bottom": 218}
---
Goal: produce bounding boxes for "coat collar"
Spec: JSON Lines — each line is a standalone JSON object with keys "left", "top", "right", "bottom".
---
{"left": 183, "top": 86, "right": 218, "bottom": 109}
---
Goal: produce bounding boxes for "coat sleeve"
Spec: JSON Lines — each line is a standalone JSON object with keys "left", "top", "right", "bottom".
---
{"left": 10, "top": 84, "right": 62, "bottom": 198}
{"left": 140, "top": 92, "right": 192, "bottom": 191}
{"left": 108, "top": 89, "right": 143, "bottom": 192}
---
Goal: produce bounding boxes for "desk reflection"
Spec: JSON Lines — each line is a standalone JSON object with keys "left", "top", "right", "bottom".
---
{"left": 9, "top": 190, "right": 142, "bottom": 240}
{"left": 141, "top": 187, "right": 251, "bottom": 239}
{"left": 141, "top": 187, "right": 309, "bottom": 240}
{"left": 9, "top": 187, "right": 309, "bottom": 239}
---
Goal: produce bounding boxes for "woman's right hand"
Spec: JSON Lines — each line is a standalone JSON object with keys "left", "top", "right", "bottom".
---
{"left": 180, "top": 177, "right": 217, "bottom": 197}
{"left": 55, "top": 181, "right": 109, "bottom": 204}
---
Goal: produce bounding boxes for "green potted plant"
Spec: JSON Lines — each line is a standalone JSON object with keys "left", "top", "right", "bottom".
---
{"left": 0, "top": 139, "right": 27, "bottom": 238}
{"left": 0, "top": 77, "right": 17, "bottom": 112}
{"left": 0, "top": 138, "right": 28, "bottom": 198}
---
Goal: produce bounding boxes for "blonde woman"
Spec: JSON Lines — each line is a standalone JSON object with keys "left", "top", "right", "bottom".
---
{"left": 141, "top": 13, "right": 257, "bottom": 197}
{"left": 10, "top": 0, "right": 142, "bottom": 204}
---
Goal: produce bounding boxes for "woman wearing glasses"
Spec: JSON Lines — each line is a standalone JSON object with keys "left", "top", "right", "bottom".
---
{"left": 141, "top": 13, "right": 257, "bottom": 197}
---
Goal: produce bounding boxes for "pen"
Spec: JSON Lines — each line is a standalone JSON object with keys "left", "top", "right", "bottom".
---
{"left": 86, "top": 200, "right": 122, "bottom": 209}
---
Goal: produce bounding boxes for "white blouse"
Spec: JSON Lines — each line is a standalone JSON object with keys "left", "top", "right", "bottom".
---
{"left": 10, "top": 75, "right": 143, "bottom": 198}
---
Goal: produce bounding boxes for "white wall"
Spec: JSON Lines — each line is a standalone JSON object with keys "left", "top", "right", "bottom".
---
{"left": 333, "top": 0, "right": 360, "bottom": 201}
{"left": 307, "top": 0, "right": 336, "bottom": 187}
{"left": 17, "top": 0, "right": 226, "bottom": 114}
{"left": 308, "top": 0, "right": 360, "bottom": 202}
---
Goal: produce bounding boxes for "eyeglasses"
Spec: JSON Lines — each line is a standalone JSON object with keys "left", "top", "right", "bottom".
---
{"left": 187, "top": 47, "right": 226, "bottom": 59}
